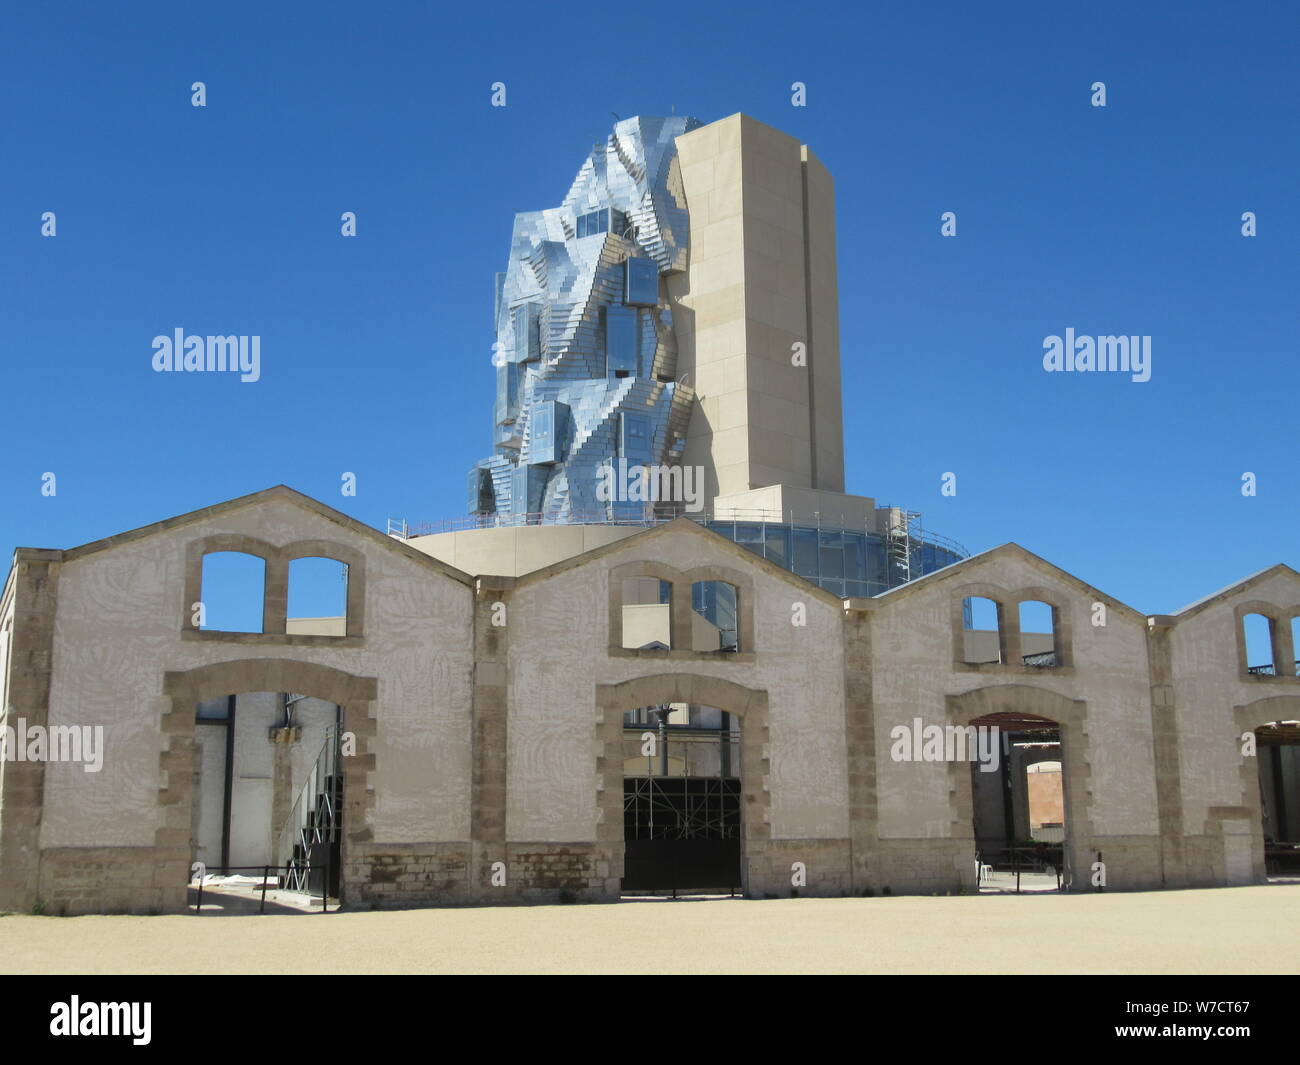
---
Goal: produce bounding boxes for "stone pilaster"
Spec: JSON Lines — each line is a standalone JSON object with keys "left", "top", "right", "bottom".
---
{"left": 471, "top": 576, "right": 512, "bottom": 897}
{"left": 1145, "top": 615, "right": 1187, "bottom": 886}
{"left": 0, "top": 550, "right": 61, "bottom": 913}
{"left": 842, "top": 599, "right": 879, "bottom": 894}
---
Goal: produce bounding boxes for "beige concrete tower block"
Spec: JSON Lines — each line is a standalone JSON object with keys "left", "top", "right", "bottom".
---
{"left": 673, "top": 113, "right": 846, "bottom": 504}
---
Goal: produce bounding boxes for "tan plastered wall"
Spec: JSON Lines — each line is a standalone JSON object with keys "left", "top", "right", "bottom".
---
{"left": 37, "top": 497, "right": 475, "bottom": 852}
{"left": 1166, "top": 569, "right": 1300, "bottom": 881}
{"left": 504, "top": 526, "right": 849, "bottom": 846}
{"left": 871, "top": 552, "right": 1159, "bottom": 846}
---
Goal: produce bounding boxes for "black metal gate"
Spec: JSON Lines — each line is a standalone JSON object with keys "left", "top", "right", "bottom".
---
{"left": 622, "top": 776, "right": 741, "bottom": 892}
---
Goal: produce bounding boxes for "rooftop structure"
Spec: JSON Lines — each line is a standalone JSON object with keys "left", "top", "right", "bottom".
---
{"left": 446, "top": 113, "right": 966, "bottom": 594}
{"left": 469, "top": 115, "right": 700, "bottom": 524}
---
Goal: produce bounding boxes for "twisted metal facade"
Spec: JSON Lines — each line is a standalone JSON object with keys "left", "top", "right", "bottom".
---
{"left": 470, "top": 115, "right": 700, "bottom": 523}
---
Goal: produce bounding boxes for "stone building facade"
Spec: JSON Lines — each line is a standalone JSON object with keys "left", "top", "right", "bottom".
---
{"left": 1, "top": 485, "right": 1297, "bottom": 914}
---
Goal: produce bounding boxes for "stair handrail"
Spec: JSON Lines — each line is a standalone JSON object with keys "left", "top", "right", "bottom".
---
{"left": 274, "top": 727, "right": 340, "bottom": 877}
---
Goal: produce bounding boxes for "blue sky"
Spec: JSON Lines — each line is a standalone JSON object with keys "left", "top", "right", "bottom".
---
{"left": 1, "top": 0, "right": 1296, "bottom": 617}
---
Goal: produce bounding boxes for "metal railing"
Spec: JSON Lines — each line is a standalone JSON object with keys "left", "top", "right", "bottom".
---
{"left": 975, "top": 846, "right": 1064, "bottom": 893}
{"left": 189, "top": 863, "right": 335, "bottom": 914}
{"left": 386, "top": 508, "right": 970, "bottom": 557}
{"left": 274, "top": 728, "right": 342, "bottom": 895}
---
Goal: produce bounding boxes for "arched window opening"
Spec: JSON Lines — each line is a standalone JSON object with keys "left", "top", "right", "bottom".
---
{"left": 962, "top": 596, "right": 1002, "bottom": 664}
{"left": 621, "top": 577, "right": 672, "bottom": 650}
{"left": 1019, "top": 600, "right": 1057, "bottom": 667}
{"left": 1243, "top": 613, "right": 1276, "bottom": 675}
{"left": 199, "top": 552, "right": 266, "bottom": 633}
{"left": 691, "top": 580, "right": 739, "bottom": 652}
{"left": 287, "top": 557, "right": 349, "bottom": 637}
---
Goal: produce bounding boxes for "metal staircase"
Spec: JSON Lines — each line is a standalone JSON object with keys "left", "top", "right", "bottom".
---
{"left": 276, "top": 729, "right": 343, "bottom": 897}
{"left": 883, "top": 507, "right": 919, "bottom": 588}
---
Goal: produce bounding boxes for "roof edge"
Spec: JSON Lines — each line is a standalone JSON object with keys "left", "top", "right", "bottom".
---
{"left": 512, "top": 517, "right": 844, "bottom": 607}
{"left": 1169, "top": 563, "right": 1300, "bottom": 620}
{"left": 873, "top": 542, "right": 1148, "bottom": 623}
{"left": 55, "top": 485, "right": 476, "bottom": 587}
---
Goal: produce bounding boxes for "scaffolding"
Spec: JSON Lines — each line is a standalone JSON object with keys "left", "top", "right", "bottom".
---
{"left": 883, "top": 506, "right": 921, "bottom": 589}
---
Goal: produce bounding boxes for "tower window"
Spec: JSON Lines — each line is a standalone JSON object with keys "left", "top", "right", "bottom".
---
{"left": 576, "top": 210, "right": 610, "bottom": 238}
{"left": 624, "top": 257, "right": 659, "bottom": 306}
{"left": 606, "top": 305, "right": 638, "bottom": 376}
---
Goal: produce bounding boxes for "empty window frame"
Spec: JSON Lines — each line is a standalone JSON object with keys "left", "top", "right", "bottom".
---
{"left": 622, "top": 577, "right": 672, "bottom": 650}
{"left": 1243, "top": 613, "right": 1276, "bottom": 675}
{"left": 691, "top": 581, "right": 739, "bottom": 652}
{"left": 287, "top": 557, "right": 349, "bottom": 637}
{"left": 1018, "top": 600, "right": 1057, "bottom": 667}
{"left": 199, "top": 552, "right": 266, "bottom": 633}
{"left": 962, "top": 596, "right": 1002, "bottom": 664}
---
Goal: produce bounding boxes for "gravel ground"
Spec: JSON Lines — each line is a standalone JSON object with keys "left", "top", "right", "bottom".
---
{"left": 3, "top": 885, "right": 1297, "bottom": 975}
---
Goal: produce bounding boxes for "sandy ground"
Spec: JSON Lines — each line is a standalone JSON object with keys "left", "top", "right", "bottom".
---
{"left": 3, "top": 885, "right": 1297, "bottom": 975}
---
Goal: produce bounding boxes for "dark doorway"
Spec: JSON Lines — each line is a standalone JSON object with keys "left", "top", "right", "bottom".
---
{"left": 621, "top": 704, "right": 741, "bottom": 894}
{"left": 1257, "top": 720, "right": 1300, "bottom": 877}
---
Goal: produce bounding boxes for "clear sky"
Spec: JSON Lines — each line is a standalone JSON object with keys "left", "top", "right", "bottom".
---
{"left": 1, "top": 0, "right": 1296, "bottom": 616}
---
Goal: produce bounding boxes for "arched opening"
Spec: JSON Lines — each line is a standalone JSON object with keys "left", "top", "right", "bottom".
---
{"left": 1018, "top": 600, "right": 1057, "bottom": 667}
{"left": 621, "top": 702, "right": 742, "bottom": 895}
{"left": 621, "top": 576, "right": 672, "bottom": 650}
{"left": 690, "top": 580, "right": 738, "bottom": 652}
{"left": 192, "top": 691, "right": 343, "bottom": 911}
{"left": 1254, "top": 719, "right": 1300, "bottom": 878}
{"left": 967, "top": 710, "right": 1067, "bottom": 893}
{"left": 962, "top": 596, "right": 1002, "bottom": 664}
{"left": 1243, "top": 612, "right": 1276, "bottom": 674}
{"left": 199, "top": 552, "right": 266, "bottom": 633}
{"left": 287, "top": 556, "right": 349, "bottom": 636}
{"left": 167, "top": 658, "right": 377, "bottom": 914}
